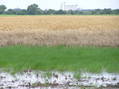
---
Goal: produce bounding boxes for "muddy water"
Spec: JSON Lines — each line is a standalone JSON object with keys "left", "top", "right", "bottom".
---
{"left": 0, "top": 71, "right": 119, "bottom": 89}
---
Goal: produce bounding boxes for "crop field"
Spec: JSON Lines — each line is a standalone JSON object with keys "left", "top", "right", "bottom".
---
{"left": 0, "top": 15, "right": 119, "bottom": 72}
{"left": 0, "top": 15, "right": 119, "bottom": 46}
{"left": 0, "top": 15, "right": 119, "bottom": 88}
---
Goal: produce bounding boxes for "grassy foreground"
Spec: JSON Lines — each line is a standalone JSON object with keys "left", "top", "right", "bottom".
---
{"left": 0, "top": 45, "right": 119, "bottom": 73}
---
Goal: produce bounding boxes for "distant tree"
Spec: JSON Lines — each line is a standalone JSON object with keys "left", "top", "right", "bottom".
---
{"left": 66, "top": 10, "right": 74, "bottom": 14}
{"left": 9, "top": 8, "right": 27, "bottom": 15}
{"left": 0, "top": 5, "right": 6, "bottom": 14}
{"left": 55, "top": 10, "right": 66, "bottom": 14}
{"left": 36, "top": 9, "right": 44, "bottom": 14}
{"left": 92, "top": 9, "right": 100, "bottom": 15}
{"left": 16, "top": 9, "right": 27, "bottom": 15}
{"left": 73, "top": 10, "right": 80, "bottom": 14}
{"left": 46, "top": 9, "right": 56, "bottom": 14}
{"left": 43, "top": 10, "right": 48, "bottom": 14}
{"left": 27, "top": 4, "right": 40, "bottom": 15}
{"left": 2, "top": 3, "right": 119, "bottom": 15}
{"left": 102, "top": 8, "right": 112, "bottom": 14}
{"left": 112, "top": 9, "right": 119, "bottom": 14}
{"left": 5, "top": 9, "right": 16, "bottom": 14}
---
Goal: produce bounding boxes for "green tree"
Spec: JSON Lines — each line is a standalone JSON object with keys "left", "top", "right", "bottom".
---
{"left": 5, "top": 9, "right": 16, "bottom": 14}
{"left": 112, "top": 9, "right": 119, "bottom": 14}
{"left": 5, "top": 9, "right": 27, "bottom": 15}
{"left": 27, "top": 4, "right": 40, "bottom": 15}
{"left": 103, "top": 8, "right": 112, "bottom": 14}
{"left": 15, "top": 9, "right": 27, "bottom": 15}
{"left": 0, "top": 5, "right": 6, "bottom": 14}
{"left": 46, "top": 9, "right": 56, "bottom": 14}
{"left": 66, "top": 10, "right": 74, "bottom": 14}
{"left": 55, "top": 10, "right": 66, "bottom": 14}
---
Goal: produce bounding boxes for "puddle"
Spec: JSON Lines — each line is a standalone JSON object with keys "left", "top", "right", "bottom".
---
{"left": 0, "top": 71, "right": 119, "bottom": 89}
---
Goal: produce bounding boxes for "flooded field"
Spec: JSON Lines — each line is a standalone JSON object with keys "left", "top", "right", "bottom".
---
{"left": 0, "top": 70, "right": 119, "bottom": 89}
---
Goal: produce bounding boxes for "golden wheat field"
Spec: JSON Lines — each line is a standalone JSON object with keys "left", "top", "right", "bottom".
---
{"left": 0, "top": 15, "right": 119, "bottom": 46}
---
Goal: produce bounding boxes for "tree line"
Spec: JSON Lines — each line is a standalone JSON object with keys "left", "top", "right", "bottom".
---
{"left": 0, "top": 4, "right": 119, "bottom": 15}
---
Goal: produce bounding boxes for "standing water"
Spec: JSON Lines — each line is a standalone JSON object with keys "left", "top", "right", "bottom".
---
{"left": 0, "top": 71, "right": 119, "bottom": 89}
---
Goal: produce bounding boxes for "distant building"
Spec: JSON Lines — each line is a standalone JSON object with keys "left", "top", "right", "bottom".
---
{"left": 61, "top": 2, "right": 80, "bottom": 11}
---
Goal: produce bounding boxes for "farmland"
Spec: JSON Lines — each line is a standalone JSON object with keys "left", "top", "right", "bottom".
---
{"left": 0, "top": 15, "right": 119, "bottom": 71}
{"left": 0, "top": 15, "right": 119, "bottom": 31}
{"left": 0, "top": 15, "right": 119, "bottom": 89}
{"left": 0, "top": 15, "right": 119, "bottom": 88}
{"left": 0, "top": 16, "right": 119, "bottom": 46}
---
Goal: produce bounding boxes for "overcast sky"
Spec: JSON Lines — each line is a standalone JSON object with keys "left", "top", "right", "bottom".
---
{"left": 0, "top": 0, "right": 119, "bottom": 10}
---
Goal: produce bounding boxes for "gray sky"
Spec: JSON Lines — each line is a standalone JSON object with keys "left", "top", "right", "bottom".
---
{"left": 0, "top": 0, "right": 119, "bottom": 10}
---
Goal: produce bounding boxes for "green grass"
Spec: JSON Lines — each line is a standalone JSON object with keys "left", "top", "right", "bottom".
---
{"left": 0, "top": 45, "right": 119, "bottom": 73}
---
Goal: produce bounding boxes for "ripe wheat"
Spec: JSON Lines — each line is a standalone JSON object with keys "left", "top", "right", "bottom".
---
{"left": 0, "top": 16, "right": 119, "bottom": 47}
